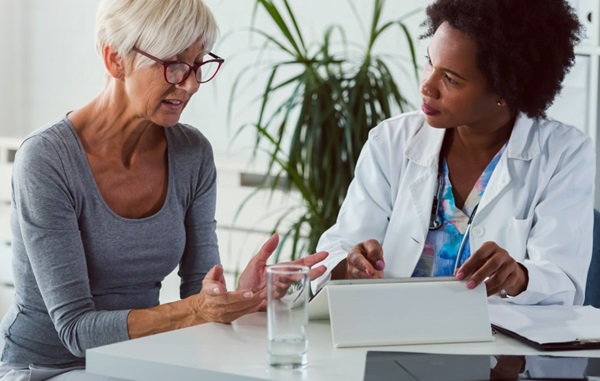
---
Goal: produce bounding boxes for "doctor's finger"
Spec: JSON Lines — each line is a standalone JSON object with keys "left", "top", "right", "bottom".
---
{"left": 464, "top": 255, "right": 504, "bottom": 289}
{"left": 362, "top": 239, "right": 385, "bottom": 270}
{"left": 349, "top": 266, "right": 374, "bottom": 279}
{"left": 483, "top": 267, "right": 511, "bottom": 296}
{"left": 456, "top": 241, "right": 499, "bottom": 278}
{"left": 347, "top": 251, "right": 376, "bottom": 278}
{"left": 486, "top": 270, "right": 516, "bottom": 297}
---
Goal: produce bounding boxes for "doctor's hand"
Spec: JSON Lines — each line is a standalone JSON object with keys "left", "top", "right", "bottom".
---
{"left": 455, "top": 241, "right": 528, "bottom": 297}
{"left": 335, "top": 239, "right": 385, "bottom": 279}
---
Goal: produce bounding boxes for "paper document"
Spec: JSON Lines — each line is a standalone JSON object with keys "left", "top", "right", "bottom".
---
{"left": 489, "top": 303, "right": 600, "bottom": 350}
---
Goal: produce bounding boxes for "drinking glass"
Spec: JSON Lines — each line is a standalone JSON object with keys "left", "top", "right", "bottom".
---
{"left": 266, "top": 264, "right": 310, "bottom": 369}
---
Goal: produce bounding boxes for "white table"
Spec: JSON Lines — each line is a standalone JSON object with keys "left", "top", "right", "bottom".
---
{"left": 86, "top": 312, "right": 600, "bottom": 381}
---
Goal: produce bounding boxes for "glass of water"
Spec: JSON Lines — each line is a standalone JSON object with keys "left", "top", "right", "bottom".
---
{"left": 266, "top": 264, "right": 310, "bottom": 369}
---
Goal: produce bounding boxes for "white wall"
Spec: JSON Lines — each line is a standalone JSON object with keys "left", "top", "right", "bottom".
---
{"left": 0, "top": 0, "right": 432, "bottom": 309}
{"left": 202, "top": 0, "right": 427, "bottom": 162}
{"left": 0, "top": 1, "right": 20, "bottom": 135}
{"left": 0, "top": 0, "right": 429, "bottom": 159}
{"left": 0, "top": 0, "right": 597, "bottom": 312}
{"left": 2, "top": 1, "right": 594, "bottom": 152}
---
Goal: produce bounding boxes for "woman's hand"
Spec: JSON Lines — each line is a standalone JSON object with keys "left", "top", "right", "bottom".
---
{"left": 191, "top": 265, "right": 264, "bottom": 324}
{"left": 339, "top": 239, "right": 385, "bottom": 279}
{"left": 128, "top": 265, "right": 263, "bottom": 337}
{"left": 456, "top": 241, "right": 528, "bottom": 297}
{"left": 236, "top": 233, "right": 329, "bottom": 292}
{"left": 132, "top": 237, "right": 329, "bottom": 331}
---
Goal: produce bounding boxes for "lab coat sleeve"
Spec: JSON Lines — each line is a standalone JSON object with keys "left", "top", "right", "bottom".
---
{"left": 508, "top": 133, "right": 594, "bottom": 305}
{"left": 311, "top": 126, "right": 395, "bottom": 293}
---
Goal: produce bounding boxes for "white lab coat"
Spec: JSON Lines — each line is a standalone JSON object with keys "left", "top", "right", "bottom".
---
{"left": 313, "top": 111, "right": 595, "bottom": 305}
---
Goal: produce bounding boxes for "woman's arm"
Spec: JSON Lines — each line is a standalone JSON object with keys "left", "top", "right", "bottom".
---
{"left": 13, "top": 135, "right": 131, "bottom": 357}
{"left": 127, "top": 265, "right": 263, "bottom": 338}
{"left": 13, "top": 132, "right": 265, "bottom": 357}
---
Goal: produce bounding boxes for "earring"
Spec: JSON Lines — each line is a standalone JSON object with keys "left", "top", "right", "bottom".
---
{"left": 117, "top": 72, "right": 122, "bottom": 78}
{"left": 497, "top": 100, "right": 502, "bottom": 106}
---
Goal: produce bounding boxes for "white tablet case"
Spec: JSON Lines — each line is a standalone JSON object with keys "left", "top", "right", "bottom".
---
{"left": 309, "top": 278, "right": 493, "bottom": 348}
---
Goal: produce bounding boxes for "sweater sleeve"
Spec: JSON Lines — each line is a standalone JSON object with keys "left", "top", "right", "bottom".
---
{"left": 12, "top": 135, "right": 130, "bottom": 358}
{"left": 178, "top": 130, "right": 220, "bottom": 299}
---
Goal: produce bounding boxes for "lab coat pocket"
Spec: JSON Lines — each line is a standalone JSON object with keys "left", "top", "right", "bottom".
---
{"left": 507, "top": 217, "right": 533, "bottom": 261}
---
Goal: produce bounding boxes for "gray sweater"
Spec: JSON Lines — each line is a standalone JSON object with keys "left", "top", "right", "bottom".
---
{"left": 0, "top": 116, "right": 220, "bottom": 367}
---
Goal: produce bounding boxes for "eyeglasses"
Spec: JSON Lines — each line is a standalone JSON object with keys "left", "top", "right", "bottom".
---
{"left": 132, "top": 47, "right": 224, "bottom": 85}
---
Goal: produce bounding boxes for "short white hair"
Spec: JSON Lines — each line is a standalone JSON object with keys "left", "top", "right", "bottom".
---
{"left": 95, "top": 0, "right": 219, "bottom": 71}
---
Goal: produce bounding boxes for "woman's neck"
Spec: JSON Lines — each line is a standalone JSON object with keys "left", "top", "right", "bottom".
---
{"left": 447, "top": 115, "right": 516, "bottom": 163}
{"left": 68, "top": 95, "right": 164, "bottom": 167}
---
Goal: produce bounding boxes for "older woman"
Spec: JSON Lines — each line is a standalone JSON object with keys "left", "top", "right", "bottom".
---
{"left": 312, "top": 0, "right": 594, "bottom": 306}
{"left": 0, "top": 1, "right": 327, "bottom": 379}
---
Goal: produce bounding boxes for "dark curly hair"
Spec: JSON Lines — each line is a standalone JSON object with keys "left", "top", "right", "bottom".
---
{"left": 421, "top": 0, "right": 583, "bottom": 118}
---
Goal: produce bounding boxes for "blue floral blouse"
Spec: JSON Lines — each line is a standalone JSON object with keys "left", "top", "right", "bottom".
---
{"left": 412, "top": 144, "right": 507, "bottom": 277}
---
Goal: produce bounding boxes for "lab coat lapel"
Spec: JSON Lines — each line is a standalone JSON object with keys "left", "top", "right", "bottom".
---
{"left": 404, "top": 122, "right": 445, "bottom": 243}
{"left": 477, "top": 114, "right": 539, "bottom": 213}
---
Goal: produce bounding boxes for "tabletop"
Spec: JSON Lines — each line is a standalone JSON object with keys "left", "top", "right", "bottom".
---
{"left": 86, "top": 312, "right": 600, "bottom": 381}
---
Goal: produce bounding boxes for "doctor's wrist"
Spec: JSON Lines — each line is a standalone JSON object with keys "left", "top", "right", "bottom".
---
{"left": 505, "top": 263, "right": 529, "bottom": 297}
{"left": 331, "top": 259, "right": 348, "bottom": 279}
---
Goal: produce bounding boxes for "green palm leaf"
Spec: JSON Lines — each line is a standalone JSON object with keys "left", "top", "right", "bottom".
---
{"left": 232, "top": 0, "right": 421, "bottom": 262}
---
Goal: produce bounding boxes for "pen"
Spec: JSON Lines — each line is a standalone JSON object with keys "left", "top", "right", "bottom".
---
{"left": 454, "top": 204, "right": 479, "bottom": 274}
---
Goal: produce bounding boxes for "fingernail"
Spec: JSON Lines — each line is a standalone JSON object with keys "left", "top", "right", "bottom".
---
{"left": 466, "top": 281, "right": 475, "bottom": 289}
{"left": 365, "top": 268, "right": 372, "bottom": 276}
{"left": 212, "top": 287, "right": 221, "bottom": 295}
{"left": 456, "top": 272, "right": 464, "bottom": 280}
{"left": 243, "top": 291, "right": 253, "bottom": 299}
{"left": 375, "top": 260, "right": 385, "bottom": 270}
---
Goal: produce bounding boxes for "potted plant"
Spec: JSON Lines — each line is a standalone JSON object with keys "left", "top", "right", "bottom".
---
{"left": 231, "top": 0, "right": 421, "bottom": 261}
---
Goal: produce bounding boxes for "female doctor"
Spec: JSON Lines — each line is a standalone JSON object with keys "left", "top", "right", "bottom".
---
{"left": 312, "top": 0, "right": 594, "bottom": 305}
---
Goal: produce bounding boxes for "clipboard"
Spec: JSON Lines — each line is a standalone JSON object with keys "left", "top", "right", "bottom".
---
{"left": 492, "top": 324, "right": 600, "bottom": 351}
{"left": 308, "top": 277, "right": 493, "bottom": 348}
{"left": 488, "top": 304, "right": 600, "bottom": 351}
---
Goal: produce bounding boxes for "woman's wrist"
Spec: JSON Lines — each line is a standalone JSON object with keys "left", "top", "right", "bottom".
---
{"left": 127, "top": 297, "right": 207, "bottom": 339}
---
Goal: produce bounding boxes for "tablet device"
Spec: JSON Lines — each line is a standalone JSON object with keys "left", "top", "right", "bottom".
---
{"left": 308, "top": 276, "right": 492, "bottom": 347}
{"left": 326, "top": 275, "right": 456, "bottom": 286}
{"left": 308, "top": 276, "right": 456, "bottom": 320}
